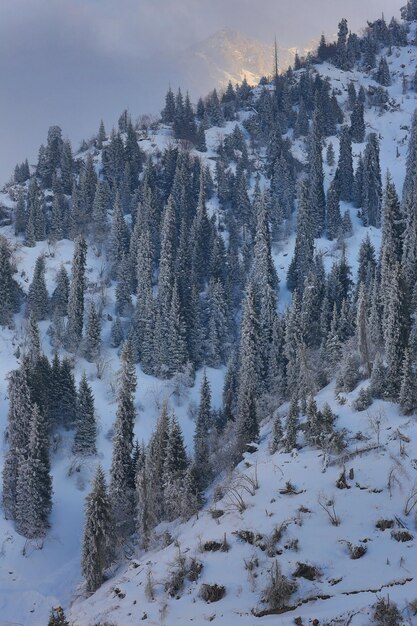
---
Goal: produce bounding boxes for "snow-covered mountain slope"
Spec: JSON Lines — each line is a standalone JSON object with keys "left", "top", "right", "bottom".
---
{"left": 1, "top": 18, "right": 417, "bottom": 626}
{"left": 71, "top": 387, "right": 417, "bottom": 626}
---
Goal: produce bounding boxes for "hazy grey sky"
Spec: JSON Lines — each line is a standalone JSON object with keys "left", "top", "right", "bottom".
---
{"left": 0, "top": 0, "right": 405, "bottom": 184}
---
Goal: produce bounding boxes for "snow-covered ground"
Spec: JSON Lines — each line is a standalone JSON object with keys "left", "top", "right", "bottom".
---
{"left": 71, "top": 383, "right": 417, "bottom": 625}
{"left": 1, "top": 32, "right": 417, "bottom": 626}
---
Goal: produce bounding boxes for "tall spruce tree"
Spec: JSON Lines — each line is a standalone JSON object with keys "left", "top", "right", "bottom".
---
{"left": 362, "top": 134, "right": 382, "bottom": 227}
{"left": 66, "top": 236, "right": 88, "bottom": 350}
{"left": 308, "top": 108, "right": 326, "bottom": 236}
{"left": 194, "top": 372, "right": 213, "bottom": 490}
{"left": 335, "top": 126, "right": 354, "bottom": 202}
{"left": 15, "top": 403, "right": 52, "bottom": 538}
{"left": 235, "top": 282, "right": 261, "bottom": 455}
{"left": 84, "top": 301, "right": 101, "bottom": 362}
{"left": 287, "top": 181, "right": 315, "bottom": 293}
{"left": 109, "top": 340, "right": 137, "bottom": 537}
{"left": 73, "top": 373, "right": 97, "bottom": 456}
{"left": 2, "top": 367, "right": 33, "bottom": 519}
{"left": 82, "top": 465, "right": 114, "bottom": 594}
{"left": 0, "top": 236, "right": 21, "bottom": 326}
{"left": 399, "top": 347, "right": 417, "bottom": 415}
{"left": 383, "top": 262, "right": 409, "bottom": 398}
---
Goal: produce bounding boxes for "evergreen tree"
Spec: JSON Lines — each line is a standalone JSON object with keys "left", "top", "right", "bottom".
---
{"left": 73, "top": 373, "right": 97, "bottom": 456}
{"left": 207, "top": 278, "right": 229, "bottom": 367}
{"left": 336, "top": 18, "right": 350, "bottom": 69}
{"left": 51, "top": 265, "right": 70, "bottom": 318}
{"left": 27, "top": 312, "right": 42, "bottom": 365}
{"left": 132, "top": 228, "right": 154, "bottom": 368}
{"left": 139, "top": 403, "right": 170, "bottom": 534}
{"left": 236, "top": 282, "right": 261, "bottom": 455}
{"left": 362, "top": 134, "right": 382, "bottom": 227}
{"left": 80, "top": 154, "right": 97, "bottom": 217}
{"left": 27, "top": 255, "right": 49, "bottom": 321}
{"left": 375, "top": 56, "right": 391, "bottom": 86}
{"left": 162, "top": 87, "right": 176, "bottom": 123}
{"left": 347, "top": 82, "right": 357, "bottom": 109}
{"left": 59, "top": 357, "right": 77, "bottom": 428}
{"left": 92, "top": 180, "right": 111, "bottom": 244}
{"left": 109, "top": 341, "right": 137, "bottom": 537}
{"left": 357, "top": 234, "right": 377, "bottom": 292}
{"left": 167, "top": 280, "right": 189, "bottom": 375}
{"left": 66, "top": 236, "right": 88, "bottom": 350}
{"left": 380, "top": 176, "right": 404, "bottom": 318}
{"left": 222, "top": 352, "right": 239, "bottom": 422}
{"left": 356, "top": 283, "right": 371, "bottom": 376}
{"left": 110, "top": 315, "right": 124, "bottom": 348}
{"left": 0, "top": 236, "right": 21, "bottom": 326}
{"left": 399, "top": 348, "right": 417, "bottom": 415}
{"left": 15, "top": 403, "right": 52, "bottom": 538}
{"left": 294, "top": 97, "right": 309, "bottom": 138}
{"left": 2, "top": 367, "right": 33, "bottom": 519}
{"left": 50, "top": 176, "right": 65, "bottom": 241}
{"left": 308, "top": 109, "right": 326, "bottom": 236}
{"left": 115, "top": 254, "right": 132, "bottom": 316}
{"left": 285, "top": 397, "right": 299, "bottom": 452}
{"left": 353, "top": 154, "right": 364, "bottom": 208}
{"left": 96, "top": 119, "right": 107, "bottom": 149}
{"left": 84, "top": 301, "right": 101, "bottom": 362}
{"left": 402, "top": 111, "right": 417, "bottom": 288}
{"left": 287, "top": 181, "right": 315, "bottom": 293}
{"left": 270, "top": 412, "right": 283, "bottom": 454}
{"left": 326, "top": 142, "right": 335, "bottom": 167}
{"left": 350, "top": 102, "right": 366, "bottom": 143}
{"left": 335, "top": 126, "right": 354, "bottom": 202}
{"left": 14, "top": 190, "right": 27, "bottom": 235}
{"left": 194, "top": 372, "right": 213, "bottom": 490}
{"left": 164, "top": 414, "right": 188, "bottom": 520}
{"left": 109, "top": 192, "right": 130, "bottom": 272}
{"left": 326, "top": 180, "right": 341, "bottom": 241}
{"left": 251, "top": 191, "right": 279, "bottom": 373}
{"left": 383, "top": 262, "right": 409, "bottom": 398}
{"left": 370, "top": 352, "right": 386, "bottom": 398}
{"left": 82, "top": 465, "right": 114, "bottom": 594}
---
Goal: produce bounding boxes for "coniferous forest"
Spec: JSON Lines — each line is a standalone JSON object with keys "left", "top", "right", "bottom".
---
{"left": 3, "top": 3, "right": 417, "bottom": 624}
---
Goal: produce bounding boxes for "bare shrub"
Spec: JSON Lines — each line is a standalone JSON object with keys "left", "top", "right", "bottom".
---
{"left": 95, "top": 355, "right": 112, "bottom": 380}
{"left": 165, "top": 549, "right": 187, "bottom": 597}
{"left": 199, "top": 583, "right": 226, "bottom": 603}
{"left": 187, "top": 558, "right": 203, "bottom": 582}
{"left": 404, "top": 482, "right": 417, "bottom": 516}
{"left": 340, "top": 540, "right": 367, "bottom": 559}
{"left": 292, "top": 562, "right": 320, "bottom": 580}
{"left": 336, "top": 466, "right": 350, "bottom": 490}
{"left": 232, "top": 530, "right": 263, "bottom": 546}
{"left": 367, "top": 409, "right": 384, "bottom": 445}
{"left": 372, "top": 596, "right": 401, "bottom": 626}
{"left": 391, "top": 529, "right": 413, "bottom": 542}
{"left": 261, "top": 560, "right": 297, "bottom": 609}
{"left": 203, "top": 534, "right": 229, "bottom": 552}
{"left": 145, "top": 569, "right": 155, "bottom": 601}
{"left": 318, "top": 494, "right": 340, "bottom": 526}
{"left": 376, "top": 519, "right": 394, "bottom": 531}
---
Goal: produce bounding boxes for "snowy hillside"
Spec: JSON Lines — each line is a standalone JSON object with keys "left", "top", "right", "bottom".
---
{"left": 1, "top": 7, "right": 417, "bottom": 626}
{"left": 71, "top": 388, "right": 417, "bottom": 626}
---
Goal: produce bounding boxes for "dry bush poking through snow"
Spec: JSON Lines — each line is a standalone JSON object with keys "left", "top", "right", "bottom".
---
{"left": 199, "top": 583, "right": 226, "bottom": 603}
{"left": 318, "top": 494, "right": 340, "bottom": 526}
{"left": 261, "top": 560, "right": 297, "bottom": 609}
{"left": 372, "top": 596, "right": 402, "bottom": 626}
